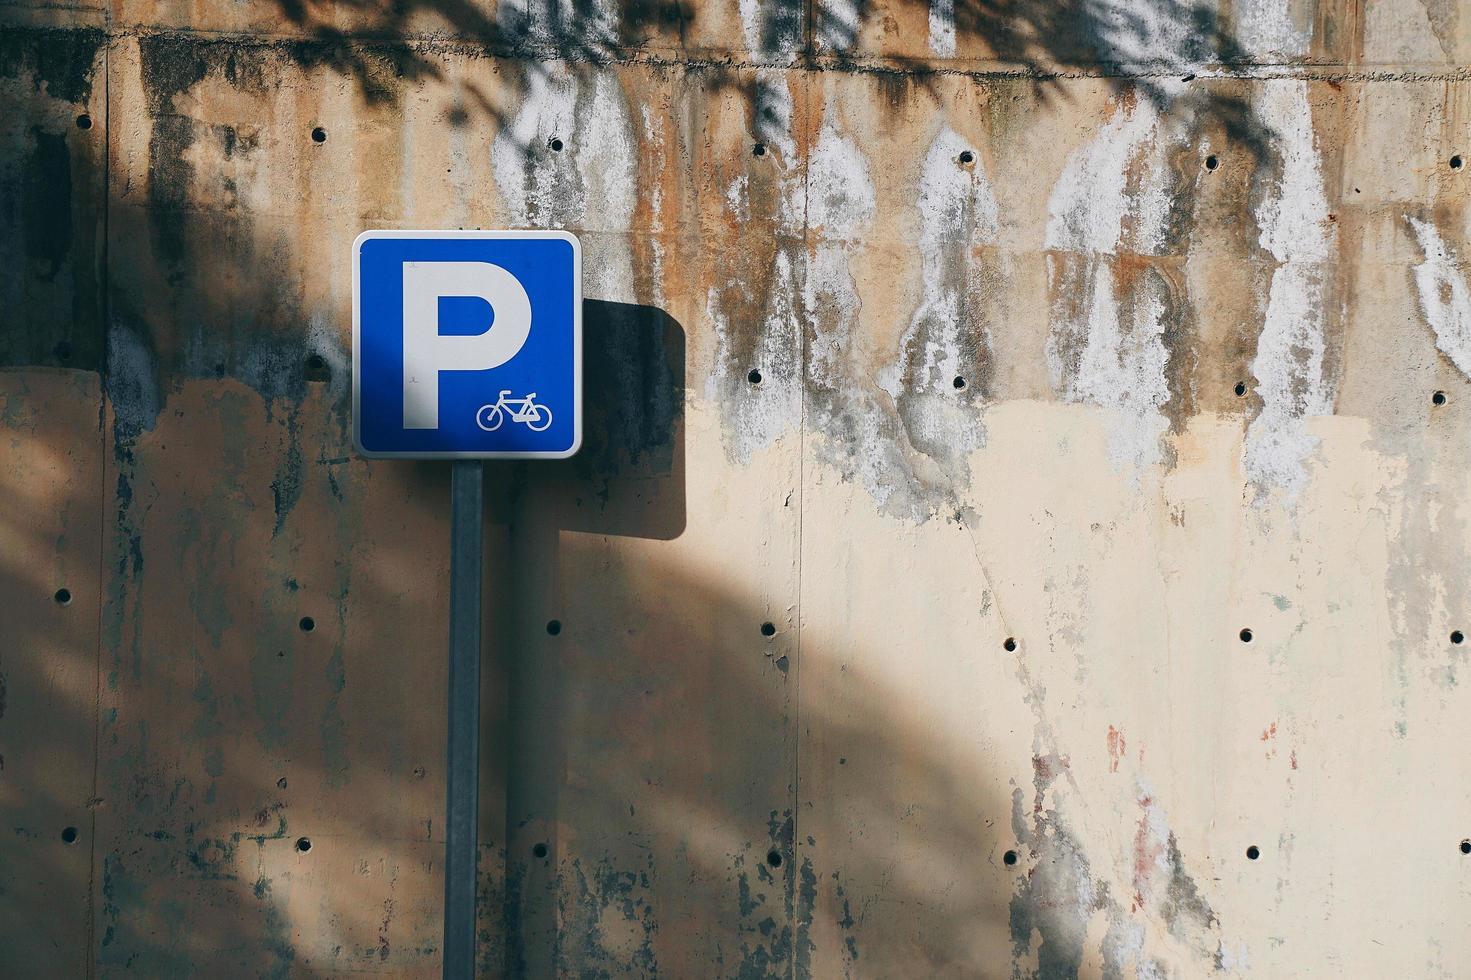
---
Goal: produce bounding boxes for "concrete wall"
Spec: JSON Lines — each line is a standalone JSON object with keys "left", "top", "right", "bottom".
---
{"left": 3, "top": 0, "right": 1471, "bottom": 975}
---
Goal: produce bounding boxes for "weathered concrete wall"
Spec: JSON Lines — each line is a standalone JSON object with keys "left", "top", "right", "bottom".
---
{"left": 4, "top": 0, "right": 1471, "bottom": 976}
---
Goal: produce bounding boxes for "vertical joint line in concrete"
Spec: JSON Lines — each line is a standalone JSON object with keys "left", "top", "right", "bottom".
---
{"left": 790, "top": 61, "right": 812, "bottom": 948}
{"left": 85, "top": 29, "right": 114, "bottom": 980}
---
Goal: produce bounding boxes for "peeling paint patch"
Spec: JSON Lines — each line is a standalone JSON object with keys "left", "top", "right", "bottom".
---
{"left": 1107, "top": 725, "right": 1126, "bottom": 773}
{"left": 1407, "top": 216, "right": 1471, "bottom": 379}
{"left": 558, "top": 854, "right": 660, "bottom": 975}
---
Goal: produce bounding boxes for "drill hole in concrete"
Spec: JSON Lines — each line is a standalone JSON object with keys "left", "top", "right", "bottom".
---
{"left": 295, "top": 837, "right": 312, "bottom": 852}
{"left": 305, "top": 353, "right": 325, "bottom": 372}
{"left": 277, "top": 777, "right": 288, "bottom": 789}
{"left": 1239, "top": 628, "right": 1253, "bottom": 643}
{"left": 761, "top": 622, "right": 776, "bottom": 638}
{"left": 76, "top": 113, "right": 92, "bottom": 130}
{"left": 1461, "top": 839, "right": 1470, "bottom": 854}
{"left": 1434, "top": 390, "right": 1448, "bottom": 406}
{"left": 752, "top": 142, "right": 767, "bottom": 157}
{"left": 548, "top": 137, "right": 564, "bottom": 152}
{"left": 61, "top": 826, "right": 78, "bottom": 844}
{"left": 953, "top": 376, "right": 966, "bottom": 390}
{"left": 1453, "top": 155, "right": 1464, "bottom": 171}
{"left": 299, "top": 616, "right": 315, "bottom": 633}
{"left": 1003, "top": 849, "right": 1018, "bottom": 866}
{"left": 54, "top": 587, "right": 72, "bottom": 606}
{"left": 1003, "top": 637, "right": 1017, "bottom": 652}
{"left": 1204, "top": 154, "right": 1219, "bottom": 171}
{"left": 532, "top": 842, "right": 549, "bottom": 859}
{"left": 1234, "top": 381, "right": 1247, "bottom": 397}
{"left": 310, "top": 126, "right": 327, "bottom": 143}
{"left": 748, "top": 369, "right": 763, "bottom": 385}
{"left": 1246, "top": 845, "right": 1260, "bottom": 860}
{"left": 1453, "top": 630, "right": 1465, "bottom": 645}
{"left": 766, "top": 850, "right": 783, "bottom": 868}
{"left": 958, "top": 150, "right": 975, "bottom": 165}
{"left": 546, "top": 619, "right": 562, "bottom": 636}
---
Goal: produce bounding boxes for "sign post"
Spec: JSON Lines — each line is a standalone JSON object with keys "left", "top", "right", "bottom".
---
{"left": 353, "top": 230, "right": 582, "bottom": 978}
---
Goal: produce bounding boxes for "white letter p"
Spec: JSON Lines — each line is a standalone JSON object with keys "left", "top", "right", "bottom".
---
{"left": 402, "top": 261, "right": 532, "bottom": 429}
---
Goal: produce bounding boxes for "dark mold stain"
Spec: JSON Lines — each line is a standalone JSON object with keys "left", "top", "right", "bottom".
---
{"left": 0, "top": 27, "right": 105, "bottom": 104}
{"left": 270, "top": 410, "right": 304, "bottom": 536}
{"left": 1, "top": 28, "right": 105, "bottom": 370}
{"left": 21, "top": 126, "right": 72, "bottom": 280}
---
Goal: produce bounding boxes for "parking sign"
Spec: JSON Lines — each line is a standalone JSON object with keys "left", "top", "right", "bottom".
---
{"left": 353, "top": 230, "right": 582, "bottom": 458}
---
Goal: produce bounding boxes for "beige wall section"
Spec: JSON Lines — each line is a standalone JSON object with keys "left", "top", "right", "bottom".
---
{"left": 0, "top": 372, "right": 105, "bottom": 975}
{"left": 4, "top": 0, "right": 1471, "bottom": 976}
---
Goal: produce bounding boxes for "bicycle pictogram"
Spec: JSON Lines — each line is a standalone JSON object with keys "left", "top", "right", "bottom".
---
{"left": 476, "top": 390, "right": 553, "bottom": 432}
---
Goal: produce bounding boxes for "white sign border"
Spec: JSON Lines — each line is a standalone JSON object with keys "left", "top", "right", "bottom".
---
{"left": 352, "top": 229, "right": 583, "bottom": 460}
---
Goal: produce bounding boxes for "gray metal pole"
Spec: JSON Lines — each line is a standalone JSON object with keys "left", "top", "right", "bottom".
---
{"left": 444, "top": 459, "right": 483, "bottom": 978}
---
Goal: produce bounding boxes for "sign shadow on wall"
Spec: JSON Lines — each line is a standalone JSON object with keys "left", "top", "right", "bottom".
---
{"left": 488, "top": 297, "right": 686, "bottom": 539}
{"left": 481, "top": 298, "right": 686, "bottom": 975}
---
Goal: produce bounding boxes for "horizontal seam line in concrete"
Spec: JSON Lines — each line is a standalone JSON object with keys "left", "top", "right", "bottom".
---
{"left": 45, "top": 23, "right": 1471, "bottom": 84}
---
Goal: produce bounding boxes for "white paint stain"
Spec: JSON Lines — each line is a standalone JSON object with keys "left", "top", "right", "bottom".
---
{"left": 1044, "top": 97, "right": 1175, "bottom": 474}
{"left": 491, "top": 67, "right": 637, "bottom": 303}
{"left": 880, "top": 125, "right": 996, "bottom": 403}
{"left": 739, "top": 0, "right": 802, "bottom": 57}
{"left": 498, "top": 0, "right": 616, "bottom": 49}
{"left": 754, "top": 69, "right": 801, "bottom": 220}
{"left": 876, "top": 126, "right": 997, "bottom": 497}
{"left": 1234, "top": 0, "right": 1310, "bottom": 60}
{"left": 817, "top": 0, "right": 862, "bottom": 51}
{"left": 1407, "top": 216, "right": 1471, "bottom": 378}
{"left": 806, "top": 122, "right": 876, "bottom": 242}
{"left": 1066, "top": 265, "right": 1174, "bottom": 473}
{"left": 805, "top": 120, "right": 877, "bottom": 396}
{"left": 806, "top": 119, "right": 939, "bottom": 513}
{"left": 1044, "top": 98, "right": 1167, "bottom": 257}
{"left": 490, "top": 66, "right": 578, "bottom": 225}
{"left": 706, "top": 249, "right": 802, "bottom": 459}
{"left": 1086, "top": 0, "right": 1208, "bottom": 71}
{"left": 1244, "top": 81, "right": 1336, "bottom": 502}
{"left": 706, "top": 71, "right": 808, "bottom": 461}
{"left": 929, "top": 0, "right": 956, "bottom": 57}
{"left": 738, "top": 0, "right": 762, "bottom": 54}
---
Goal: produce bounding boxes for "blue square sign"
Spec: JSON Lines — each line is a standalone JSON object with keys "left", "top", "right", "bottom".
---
{"left": 353, "top": 230, "right": 582, "bottom": 458}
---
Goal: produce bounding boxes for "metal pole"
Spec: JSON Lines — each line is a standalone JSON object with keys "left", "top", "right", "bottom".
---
{"left": 444, "top": 459, "right": 483, "bottom": 978}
